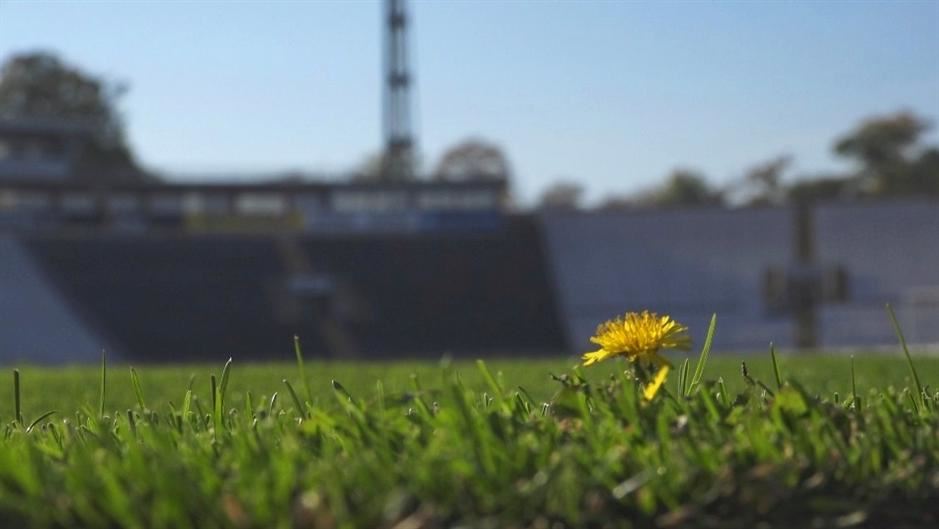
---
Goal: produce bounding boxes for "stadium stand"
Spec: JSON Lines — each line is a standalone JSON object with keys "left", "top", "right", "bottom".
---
{"left": 24, "top": 235, "right": 302, "bottom": 362}
{"left": 296, "top": 216, "right": 565, "bottom": 357}
{"left": 0, "top": 234, "right": 111, "bottom": 363}
{"left": 21, "top": 216, "right": 566, "bottom": 361}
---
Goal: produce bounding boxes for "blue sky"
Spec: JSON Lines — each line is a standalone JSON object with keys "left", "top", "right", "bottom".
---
{"left": 1, "top": 0, "right": 937, "bottom": 204}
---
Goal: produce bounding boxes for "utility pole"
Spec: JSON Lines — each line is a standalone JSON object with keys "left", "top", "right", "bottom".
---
{"left": 792, "top": 202, "right": 819, "bottom": 348}
{"left": 764, "top": 202, "right": 849, "bottom": 349}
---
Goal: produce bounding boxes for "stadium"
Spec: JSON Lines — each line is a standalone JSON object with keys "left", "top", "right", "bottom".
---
{"left": 1, "top": 144, "right": 937, "bottom": 363}
{"left": 0, "top": 2, "right": 937, "bottom": 527}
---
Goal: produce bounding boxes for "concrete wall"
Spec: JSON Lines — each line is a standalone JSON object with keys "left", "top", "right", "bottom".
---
{"left": 540, "top": 208, "right": 795, "bottom": 354}
{"left": 815, "top": 200, "right": 939, "bottom": 347}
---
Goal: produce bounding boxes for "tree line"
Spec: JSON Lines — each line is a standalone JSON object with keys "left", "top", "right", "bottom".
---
{"left": 538, "top": 111, "right": 939, "bottom": 211}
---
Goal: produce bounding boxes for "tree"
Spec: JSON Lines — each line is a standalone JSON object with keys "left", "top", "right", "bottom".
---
{"left": 741, "top": 155, "right": 791, "bottom": 206}
{"left": 536, "top": 180, "right": 584, "bottom": 211}
{"left": 786, "top": 174, "right": 854, "bottom": 203}
{"left": 596, "top": 195, "right": 634, "bottom": 211}
{"left": 0, "top": 51, "right": 146, "bottom": 182}
{"left": 633, "top": 169, "right": 723, "bottom": 207}
{"left": 432, "top": 138, "right": 511, "bottom": 182}
{"left": 833, "top": 111, "right": 933, "bottom": 196}
{"left": 906, "top": 147, "right": 939, "bottom": 196}
{"left": 835, "top": 111, "right": 927, "bottom": 169}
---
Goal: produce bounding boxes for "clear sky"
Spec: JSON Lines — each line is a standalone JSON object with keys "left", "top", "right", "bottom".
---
{"left": 1, "top": 0, "right": 937, "bottom": 204}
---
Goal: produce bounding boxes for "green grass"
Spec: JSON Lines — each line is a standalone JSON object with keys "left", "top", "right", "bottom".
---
{"left": 0, "top": 352, "right": 937, "bottom": 528}
{"left": 5, "top": 354, "right": 937, "bottom": 420}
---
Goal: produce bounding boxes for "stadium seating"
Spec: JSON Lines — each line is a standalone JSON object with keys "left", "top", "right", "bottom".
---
{"left": 295, "top": 217, "right": 566, "bottom": 357}
{"left": 0, "top": 234, "right": 109, "bottom": 363}
{"left": 22, "top": 216, "right": 566, "bottom": 361}
{"left": 24, "top": 235, "right": 305, "bottom": 361}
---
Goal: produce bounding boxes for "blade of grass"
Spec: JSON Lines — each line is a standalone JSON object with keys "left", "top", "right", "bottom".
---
{"left": 677, "top": 358, "right": 690, "bottom": 397}
{"left": 218, "top": 357, "right": 233, "bottom": 414}
{"left": 182, "top": 389, "right": 193, "bottom": 420}
{"left": 905, "top": 388, "right": 919, "bottom": 414}
{"left": 130, "top": 367, "right": 146, "bottom": 410}
{"left": 886, "top": 304, "right": 924, "bottom": 407}
{"left": 741, "top": 361, "right": 775, "bottom": 397}
{"left": 770, "top": 342, "right": 783, "bottom": 390}
{"left": 26, "top": 410, "right": 56, "bottom": 433}
{"left": 717, "top": 376, "right": 729, "bottom": 407}
{"left": 294, "top": 335, "right": 313, "bottom": 403}
{"left": 331, "top": 379, "right": 357, "bottom": 406}
{"left": 283, "top": 379, "right": 306, "bottom": 419}
{"left": 687, "top": 313, "right": 717, "bottom": 395}
{"left": 126, "top": 409, "right": 136, "bottom": 436}
{"left": 13, "top": 369, "right": 22, "bottom": 425}
{"left": 850, "top": 355, "right": 860, "bottom": 410}
{"left": 375, "top": 380, "right": 385, "bottom": 413}
{"left": 98, "top": 350, "right": 107, "bottom": 418}
{"left": 244, "top": 391, "right": 254, "bottom": 419}
{"left": 476, "top": 360, "right": 505, "bottom": 398}
{"left": 269, "top": 392, "right": 279, "bottom": 416}
{"left": 211, "top": 374, "right": 220, "bottom": 431}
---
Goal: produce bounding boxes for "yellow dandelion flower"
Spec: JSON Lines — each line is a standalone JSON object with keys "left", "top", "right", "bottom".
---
{"left": 582, "top": 311, "right": 692, "bottom": 399}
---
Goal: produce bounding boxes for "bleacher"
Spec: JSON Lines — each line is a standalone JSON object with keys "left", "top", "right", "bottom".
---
{"left": 24, "top": 235, "right": 314, "bottom": 362}
{"left": 0, "top": 235, "right": 110, "bottom": 363}
{"left": 297, "top": 217, "right": 565, "bottom": 357}
{"left": 21, "top": 216, "right": 566, "bottom": 361}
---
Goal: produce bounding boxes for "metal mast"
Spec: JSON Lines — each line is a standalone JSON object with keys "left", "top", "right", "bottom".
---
{"left": 382, "top": 0, "right": 415, "bottom": 180}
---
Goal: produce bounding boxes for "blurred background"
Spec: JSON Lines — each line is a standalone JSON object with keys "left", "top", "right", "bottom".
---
{"left": 0, "top": 0, "right": 936, "bottom": 363}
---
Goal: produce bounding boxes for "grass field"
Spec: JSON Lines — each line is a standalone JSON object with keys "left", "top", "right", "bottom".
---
{"left": 0, "top": 343, "right": 937, "bottom": 528}
{"left": 5, "top": 354, "right": 939, "bottom": 420}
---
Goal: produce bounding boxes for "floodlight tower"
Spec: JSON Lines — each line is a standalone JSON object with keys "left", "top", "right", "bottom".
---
{"left": 382, "top": 0, "right": 416, "bottom": 180}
